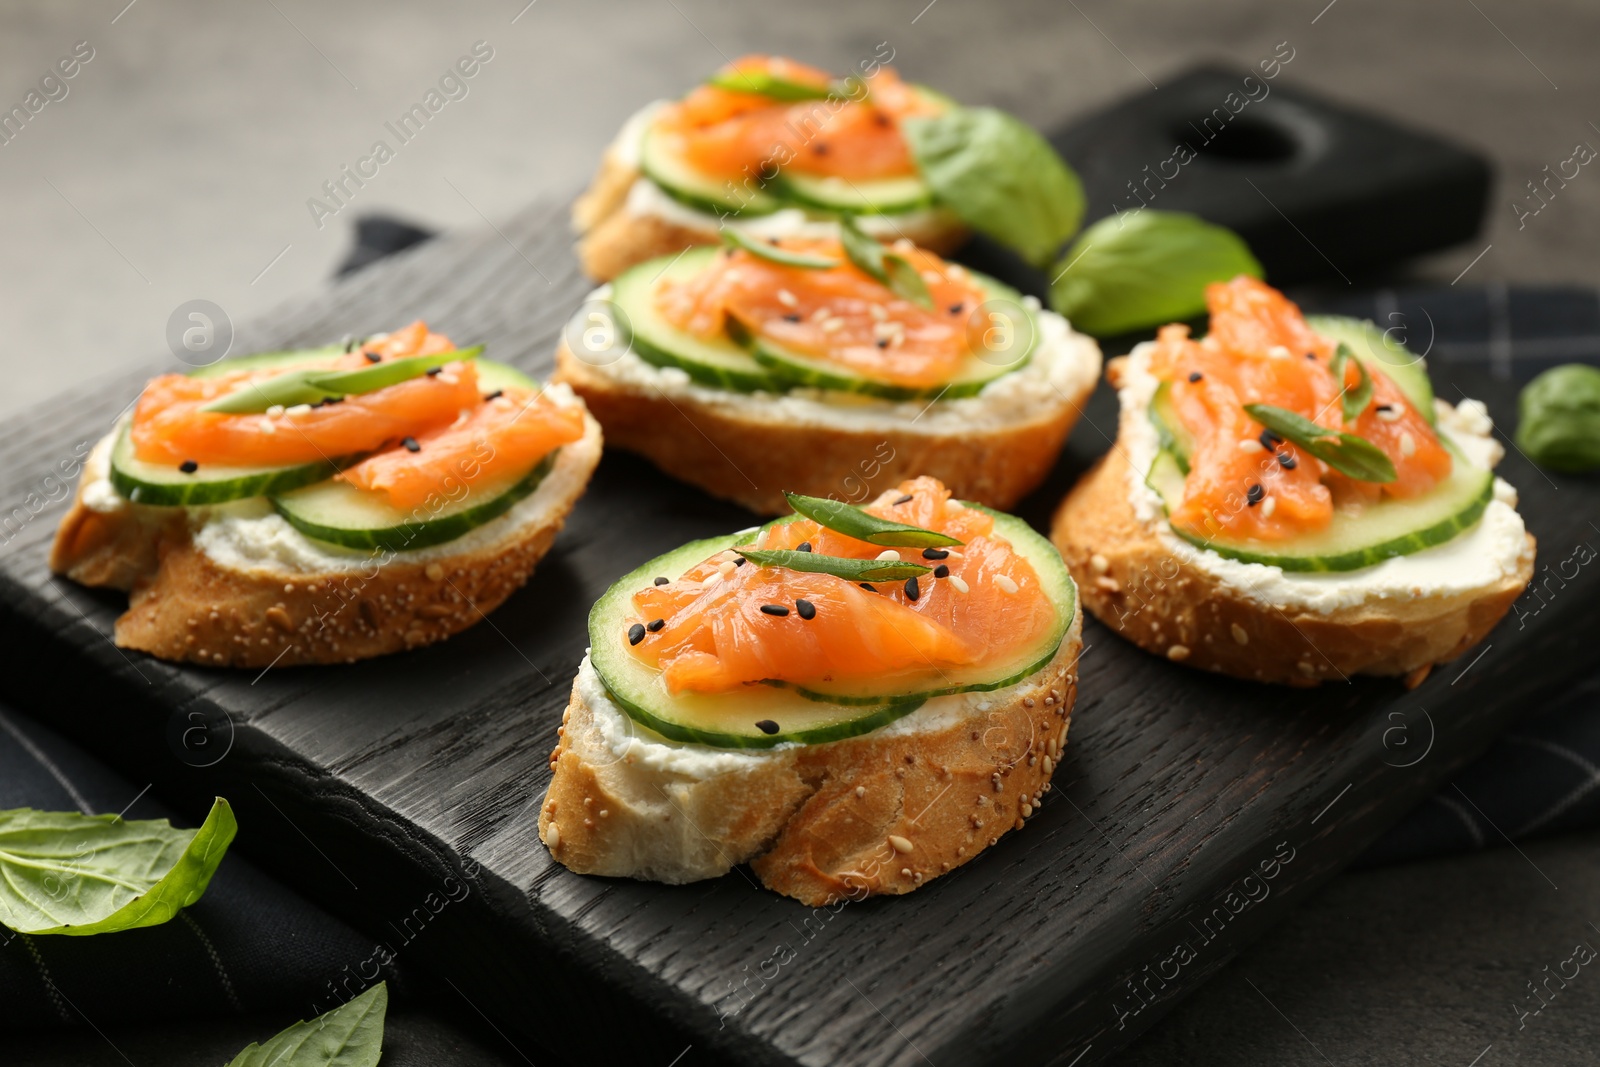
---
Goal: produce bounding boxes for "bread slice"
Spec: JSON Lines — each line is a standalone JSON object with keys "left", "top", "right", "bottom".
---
{"left": 539, "top": 611, "right": 1082, "bottom": 906}
{"left": 572, "top": 148, "right": 968, "bottom": 282}
{"left": 552, "top": 322, "right": 1100, "bottom": 515}
{"left": 1051, "top": 355, "right": 1535, "bottom": 685}
{"left": 50, "top": 414, "right": 603, "bottom": 668}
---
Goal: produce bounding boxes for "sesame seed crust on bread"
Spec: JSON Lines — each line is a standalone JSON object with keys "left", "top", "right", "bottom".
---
{"left": 49, "top": 418, "right": 602, "bottom": 668}
{"left": 539, "top": 612, "right": 1081, "bottom": 906}
{"left": 1050, "top": 443, "right": 1534, "bottom": 687}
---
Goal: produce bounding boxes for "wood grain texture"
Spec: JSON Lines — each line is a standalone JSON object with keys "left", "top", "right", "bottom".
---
{"left": 0, "top": 196, "right": 1593, "bottom": 1067}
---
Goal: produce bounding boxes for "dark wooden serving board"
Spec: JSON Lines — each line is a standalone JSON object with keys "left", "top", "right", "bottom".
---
{"left": 0, "top": 196, "right": 1595, "bottom": 1067}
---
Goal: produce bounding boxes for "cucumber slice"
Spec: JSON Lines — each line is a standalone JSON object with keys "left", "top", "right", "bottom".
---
{"left": 610, "top": 247, "right": 783, "bottom": 392}
{"left": 589, "top": 508, "right": 1075, "bottom": 748}
{"left": 590, "top": 534, "right": 927, "bottom": 749}
{"left": 639, "top": 128, "right": 783, "bottom": 217}
{"left": 1148, "top": 381, "right": 1194, "bottom": 473}
{"left": 1306, "top": 315, "right": 1435, "bottom": 424}
{"left": 781, "top": 508, "right": 1074, "bottom": 704}
{"left": 1145, "top": 445, "right": 1495, "bottom": 572}
{"left": 773, "top": 172, "right": 934, "bottom": 214}
{"left": 109, "top": 423, "right": 346, "bottom": 507}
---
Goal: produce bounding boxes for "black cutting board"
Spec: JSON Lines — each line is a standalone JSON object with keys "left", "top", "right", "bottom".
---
{"left": 0, "top": 224, "right": 1594, "bottom": 1064}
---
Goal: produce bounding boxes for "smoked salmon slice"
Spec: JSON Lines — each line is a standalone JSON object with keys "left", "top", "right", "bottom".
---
{"left": 654, "top": 55, "right": 941, "bottom": 182}
{"left": 629, "top": 477, "right": 1057, "bottom": 694}
{"left": 1149, "top": 277, "right": 1452, "bottom": 542}
{"left": 656, "top": 238, "right": 990, "bottom": 389}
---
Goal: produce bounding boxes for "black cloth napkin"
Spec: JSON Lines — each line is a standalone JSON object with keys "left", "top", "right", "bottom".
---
{"left": 0, "top": 706, "right": 403, "bottom": 1031}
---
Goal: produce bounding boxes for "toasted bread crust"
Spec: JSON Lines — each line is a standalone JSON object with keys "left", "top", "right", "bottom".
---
{"left": 571, "top": 162, "right": 968, "bottom": 282}
{"left": 49, "top": 423, "right": 602, "bottom": 668}
{"left": 1050, "top": 447, "right": 1534, "bottom": 684}
{"left": 539, "top": 622, "right": 1081, "bottom": 906}
{"left": 554, "top": 340, "right": 1085, "bottom": 515}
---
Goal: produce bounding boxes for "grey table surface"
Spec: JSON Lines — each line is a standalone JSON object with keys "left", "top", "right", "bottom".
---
{"left": 4, "top": 1, "right": 1599, "bottom": 1065}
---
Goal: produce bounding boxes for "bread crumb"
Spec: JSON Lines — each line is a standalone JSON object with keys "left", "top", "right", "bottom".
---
{"left": 425, "top": 562, "right": 446, "bottom": 582}
{"left": 1090, "top": 553, "right": 1110, "bottom": 574}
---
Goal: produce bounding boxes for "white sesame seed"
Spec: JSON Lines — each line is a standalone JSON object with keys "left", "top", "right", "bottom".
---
{"left": 994, "top": 574, "right": 1019, "bottom": 594}
{"left": 1231, "top": 623, "right": 1250, "bottom": 645}
{"left": 258, "top": 418, "right": 277, "bottom": 434}
{"left": 1090, "top": 553, "right": 1110, "bottom": 574}
{"left": 1376, "top": 405, "right": 1403, "bottom": 422}
{"left": 921, "top": 270, "right": 942, "bottom": 284}
{"left": 1261, "top": 496, "right": 1277, "bottom": 518}
{"left": 1167, "top": 644, "right": 1192, "bottom": 661}
{"left": 776, "top": 288, "right": 799, "bottom": 308}
{"left": 869, "top": 304, "right": 889, "bottom": 321}
{"left": 1096, "top": 576, "right": 1120, "bottom": 592}
{"left": 1042, "top": 756, "right": 1054, "bottom": 775}
{"left": 946, "top": 499, "right": 965, "bottom": 511}
{"left": 545, "top": 823, "right": 561, "bottom": 850}
{"left": 1400, "top": 432, "right": 1416, "bottom": 457}
{"left": 889, "top": 835, "right": 913, "bottom": 853}
{"left": 876, "top": 549, "right": 901, "bottom": 561}
{"left": 718, "top": 561, "right": 736, "bottom": 578}
{"left": 1267, "top": 345, "right": 1291, "bottom": 360}
{"left": 810, "top": 306, "right": 831, "bottom": 323}
{"left": 948, "top": 575, "right": 969, "bottom": 593}
{"left": 266, "top": 404, "right": 285, "bottom": 417}
{"left": 820, "top": 317, "right": 845, "bottom": 333}
{"left": 1239, "top": 438, "right": 1265, "bottom": 453}
{"left": 901, "top": 867, "right": 913, "bottom": 879}
{"left": 286, "top": 404, "right": 312, "bottom": 417}
{"left": 438, "top": 372, "right": 459, "bottom": 385}
{"left": 855, "top": 786, "right": 866, "bottom": 798}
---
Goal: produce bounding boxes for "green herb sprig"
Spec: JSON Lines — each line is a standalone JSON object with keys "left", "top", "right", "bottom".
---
{"left": 1244, "top": 404, "right": 1397, "bottom": 483}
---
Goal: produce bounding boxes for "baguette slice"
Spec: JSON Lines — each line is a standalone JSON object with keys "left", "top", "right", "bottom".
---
{"left": 573, "top": 148, "right": 968, "bottom": 282}
{"left": 50, "top": 415, "right": 602, "bottom": 668}
{"left": 539, "top": 612, "right": 1082, "bottom": 907}
{"left": 553, "top": 332, "right": 1098, "bottom": 516}
{"left": 1051, "top": 357, "right": 1535, "bottom": 685}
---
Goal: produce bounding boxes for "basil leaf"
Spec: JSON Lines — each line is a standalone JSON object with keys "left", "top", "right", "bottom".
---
{"left": 1050, "top": 210, "right": 1262, "bottom": 337}
{"left": 707, "top": 68, "right": 835, "bottom": 102}
{"left": 903, "top": 107, "right": 1085, "bottom": 268}
{"left": 837, "top": 216, "right": 933, "bottom": 309}
{"left": 0, "top": 798, "right": 236, "bottom": 936}
{"left": 784, "top": 491, "right": 963, "bottom": 547}
{"left": 225, "top": 981, "right": 387, "bottom": 1067}
{"left": 1328, "top": 343, "right": 1375, "bottom": 424}
{"left": 738, "top": 548, "right": 931, "bottom": 582}
{"left": 721, "top": 228, "right": 841, "bottom": 269}
{"left": 203, "top": 347, "right": 482, "bottom": 413}
{"left": 1516, "top": 363, "right": 1600, "bottom": 472}
{"left": 1243, "top": 403, "right": 1397, "bottom": 483}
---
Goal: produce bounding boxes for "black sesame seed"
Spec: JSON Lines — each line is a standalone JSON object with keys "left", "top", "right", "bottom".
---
{"left": 733, "top": 557, "right": 747, "bottom": 567}
{"left": 859, "top": 583, "right": 876, "bottom": 592}
{"left": 401, "top": 436, "right": 421, "bottom": 453}
{"left": 426, "top": 366, "right": 442, "bottom": 377}
{"left": 1376, "top": 403, "right": 1394, "bottom": 413}
{"left": 653, "top": 576, "right": 670, "bottom": 586}
{"left": 1278, "top": 452, "right": 1298, "bottom": 470}
{"left": 768, "top": 237, "right": 781, "bottom": 246}
{"left": 627, "top": 623, "right": 646, "bottom": 645}
{"left": 178, "top": 459, "right": 199, "bottom": 474}
{"left": 1305, "top": 351, "right": 1318, "bottom": 360}
{"left": 755, "top": 719, "right": 780, "bottom": 735}
{"left": 813, "top": 143, "right": 829, "bottom": 155}
{"left": 795, "top": 598, "right": 816, "bottom": 620}
{"left": 484, "top": 389, "right": 504, "bottom": 401}
{"left": 646, "top": 618, "right": 665, "bottom": 632}
{"left": 1188, "top": 371, "right": 1203, "bottom": 383}
{"left": 1259, "top": 429, "right": 1282, "bottom": 450}
{"left": 921, "top": 548, "right": 947, "bottom": 561}
{"left": 873, "top": 112, "right": 890, "bottom": 128}
{"left": 797, "top": 541, "right": 813, "bottom": 553}
{"left": 876, "top": 338, "right": 890, "bottom": 348}
{"left": 895, "top": 494, "right": 913, "bottom": 505}
{"left": 783, "top": 313, "right": 802, "bottom": 323}
{"left": 904, "top": 576, "right": 921, "bottom": 601}
{"left": 760, "top": 603, "right": 790, "bottom": 617}
{"left": 364, "top": 350, "right": 382, "bottom": 363}
{"left": 934, "top": 564, "right": 950, "bottom": 578}
{"left": 948, "top": 303, "right": 964, "bottom": 315}
{"left": 1246, "top": 483, "right": 1265, "bottom": 506}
